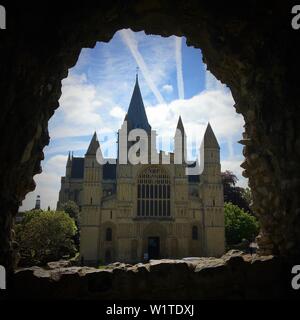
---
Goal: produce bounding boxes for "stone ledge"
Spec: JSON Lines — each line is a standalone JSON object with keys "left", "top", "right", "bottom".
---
{"left": 9, "top": 250, "right": 300, "bottom": 299}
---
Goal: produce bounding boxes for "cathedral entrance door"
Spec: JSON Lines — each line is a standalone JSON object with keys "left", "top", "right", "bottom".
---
{"left": 148, "top": 237, "right": 160, "bottom": 259}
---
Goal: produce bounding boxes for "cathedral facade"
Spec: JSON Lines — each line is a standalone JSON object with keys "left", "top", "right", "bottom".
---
{"left": 57, "top": 76, "right": 225, "bottom": 265}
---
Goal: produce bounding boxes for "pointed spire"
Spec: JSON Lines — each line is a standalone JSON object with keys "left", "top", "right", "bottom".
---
{"left": 203, "top": 123, "right": 219, "bottom": 149}
{"left": 86, "top": 131, "right": 100, "bottom": 155}
{"left": 67, "top": 151, "right": 72, "bottom": 166}
{"left": 176, "top": 116, "right": 185, "bottom": 135}
{"left": 126, "top": 75, "right": 151, "bottom": 132}
{"left": 136, "top": 66, "right": 139, "bottom": 82}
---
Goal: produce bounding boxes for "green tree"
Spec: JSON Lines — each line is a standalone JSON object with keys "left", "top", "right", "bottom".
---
{"left": 221, "top": 171, "right": 253, "bottom": 214}
{"left": 224, "top": 202, "right": 259, "bottom": 245}
{"left": 15, "top": 210, "right": 77, "bottom": 266}
{"left": 61, "top": 200, "right": 79, "bottom": 223}
{"left": 61, "top": 200, "right": 80, "bottom": 249}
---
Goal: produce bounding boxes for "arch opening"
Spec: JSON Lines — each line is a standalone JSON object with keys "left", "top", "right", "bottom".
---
{"left": 0, "top": 4, "right": 297, "bottom": 287}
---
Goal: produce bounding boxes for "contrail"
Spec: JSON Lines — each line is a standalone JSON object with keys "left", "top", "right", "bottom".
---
{"left": 227, "top": 136, "right": 234, "bottom": 159}
{"left": 119, "top": 29, "right": 166, "bottom": 105}
{"left": 175, "top": 37, "right": 184, "bottom": 99}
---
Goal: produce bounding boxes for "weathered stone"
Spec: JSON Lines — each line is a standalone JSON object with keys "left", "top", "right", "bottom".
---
{"left": 47, "top": 260, "right": 72, "bottom": 270}
{"left": 10, "top": 252, "right": 299, "bottom": 299}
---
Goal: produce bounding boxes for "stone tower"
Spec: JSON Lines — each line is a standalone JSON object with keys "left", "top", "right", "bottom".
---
{"left": 200, "top": 123, "right": 225, "bottom": 256}
{"left": 80, "top": 132, "right": 103, "bottom": 262}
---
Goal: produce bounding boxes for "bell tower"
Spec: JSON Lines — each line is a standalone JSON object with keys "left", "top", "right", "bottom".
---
{"left": 80, "top": 132, "right": 103, "bottom": 264}
{"left": 200, "top": 123, "right": 225, "bottom": 257}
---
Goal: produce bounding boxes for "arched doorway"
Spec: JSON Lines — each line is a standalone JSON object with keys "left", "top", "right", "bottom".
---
{"left": 142, "top": 222, "right": 167, "bottom": 260}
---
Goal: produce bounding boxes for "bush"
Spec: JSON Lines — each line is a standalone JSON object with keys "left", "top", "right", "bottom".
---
{"left": 224, "top": 202, "right": 259, "bottom": 245}
{"left": 15, "top": 210, "right": 77, "bottom": 266}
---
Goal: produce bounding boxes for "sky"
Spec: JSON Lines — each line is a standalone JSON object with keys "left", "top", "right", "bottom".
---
{"left": 20, "top": 29, "right": 246, "bottom": 211}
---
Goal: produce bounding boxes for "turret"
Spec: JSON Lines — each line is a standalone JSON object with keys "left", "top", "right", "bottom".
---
{"left": 200, "top": 123, "right": 220, "bottom": 180}
{"left": 80, "top": 132, "right": 103, "bottom": 263}
{"left": 66, "top": 151, "right": 72, "bottom": 178}
{"left": 174, "top": 116, "right": 187, "bottom": 164}
{"left": 83, "top": 132, "right": 102, "bottom": 206}
{"left": 200, "top": 123, "right": 225, "bottom": 257}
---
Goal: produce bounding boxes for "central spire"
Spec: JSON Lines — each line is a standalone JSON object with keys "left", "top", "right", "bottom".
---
{"left": 126, "top": 73, "right": 151, "bottom": 133}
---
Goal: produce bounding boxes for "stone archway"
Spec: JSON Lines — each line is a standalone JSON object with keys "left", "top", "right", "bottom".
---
{"left": 0, "top": 2, "right": 299, "bottom": 279}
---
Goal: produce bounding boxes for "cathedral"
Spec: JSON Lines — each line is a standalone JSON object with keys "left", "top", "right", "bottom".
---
{"left": 57, "top": 75, "right": 225, "bottom": 265}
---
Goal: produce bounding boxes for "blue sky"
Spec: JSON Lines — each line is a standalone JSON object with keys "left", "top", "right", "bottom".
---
{"left": 20, "top": 29, "right": 246, "bottom": 210}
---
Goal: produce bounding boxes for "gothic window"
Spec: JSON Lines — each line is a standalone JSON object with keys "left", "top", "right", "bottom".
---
{"left": 105, "top": 227, "right": 112, "bottom": 241}
{"left": 192, "top": 226, "right": 198, "bottom": 240}
{"left": 137, "top": 166, "right": 171, "bottom": 217}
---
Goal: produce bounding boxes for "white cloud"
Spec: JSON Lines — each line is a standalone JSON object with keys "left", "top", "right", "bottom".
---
{"left": 162, "top": 84, "right": 173, "bottom": 94}
{"left": 146, "top": 89, "right": 243, "bottom": 145}
{"left": 51, "top": 74, "right": 104, "bottom": 139}
{"left": 221, "top": 157, "right": 248, "bottom": 188}
{"left": 110, "top": 106, "right": 126, "bottom": 119}
{"left": 20, "top": 154, "right": 67, "bottom": 211}
{"left": 205, "top": 69, "right": 226, "bottom": 92}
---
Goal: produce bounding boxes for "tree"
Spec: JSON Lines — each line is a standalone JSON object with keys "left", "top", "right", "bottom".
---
{"left": 221, "top": 170, "right": 238, "bottom": 187}
{"left": 61, "top": 200, "right": 80, "bottom": 249}
{"left": 224, "top": 202, "right": 259, "bottom": 245}
{"left": 15, "top": 210, "right": 77, "bottom": 266}
{"left": 221, "top": 170, "right": 252, "bottom": 214}
{"left": 61, "top": 200, "right": 79, "bottom": 223}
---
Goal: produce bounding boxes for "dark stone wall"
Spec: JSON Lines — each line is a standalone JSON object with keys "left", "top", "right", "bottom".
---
{"left": 0, "top": 1, "right": 299, "bottom": 278}
{"left": 9, "top": 252, "right": 300, "bottom": 300}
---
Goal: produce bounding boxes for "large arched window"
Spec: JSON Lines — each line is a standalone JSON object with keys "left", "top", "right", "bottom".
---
{"left": 137, "top": 166, "right": 171, "bottom": 217}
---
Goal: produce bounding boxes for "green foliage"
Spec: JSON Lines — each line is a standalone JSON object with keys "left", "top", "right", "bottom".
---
{"left": 16, "top": 210, "right": 77, "bottom": 266}
{"left": 21, "top": 209, "right": 43, "bottom": 224}
{"left": 61, "top": 200, "right": 80, "bottom": 223}
{"left": 221, "top": 171, "right": 253, "bottom": 214}
{"left": 224, "top": 202, "right": 259, "bottom": 245}
{"left": 61, "top": 200, "right": 80, "bottom": 249}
